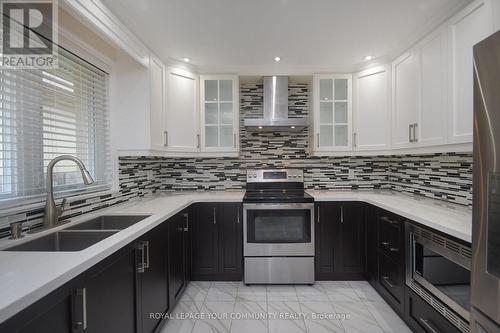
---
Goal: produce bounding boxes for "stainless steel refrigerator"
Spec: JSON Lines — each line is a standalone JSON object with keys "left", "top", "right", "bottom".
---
{"left": 472, "top": 29, "right": 500, "bottom": 333}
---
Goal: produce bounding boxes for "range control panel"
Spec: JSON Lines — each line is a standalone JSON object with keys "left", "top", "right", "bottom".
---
{"left": 246, "top": 169, "right": 304, "bottom": 183}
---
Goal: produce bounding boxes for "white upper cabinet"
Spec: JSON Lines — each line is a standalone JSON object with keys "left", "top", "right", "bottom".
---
{"left": 449, "top": 0, "right": 494, "bottom": 144}
{"left": 312, "top": 74, "right": 353, "bottom": 152}
{"left": 149, "top": 55, "right": 166, "bottom": 151}
{"left": 354, "top": 66, "right": 391, "bottom": 151}
{"left": 391, "top": 51, "right": 419, "bottom": 149}
{"left": 417, "top": 27, "right": 449, "bottom": 147}
{"left": 200, "top": 75, "right": 239, "bottom": 153}
{"left": 165, "top": 67, "right": 199, "bottom": 153}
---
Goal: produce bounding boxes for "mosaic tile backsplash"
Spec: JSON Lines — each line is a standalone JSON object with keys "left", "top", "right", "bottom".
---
{"left": 0, "top": 82, "right": 473, "bottom": 238}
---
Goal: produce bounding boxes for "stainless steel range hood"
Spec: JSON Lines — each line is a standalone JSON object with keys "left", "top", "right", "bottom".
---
{"left": 244, "top": 76, "right": 309, "bottom": 131}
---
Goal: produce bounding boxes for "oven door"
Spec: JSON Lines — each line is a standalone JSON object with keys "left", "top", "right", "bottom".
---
{"left": 409, "top": 231, "right": 471, "bottom": 322}
{"left": 243, "top": 203, "right": 314, "bottom": 256}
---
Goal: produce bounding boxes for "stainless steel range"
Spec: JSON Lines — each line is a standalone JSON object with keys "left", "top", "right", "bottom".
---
{"left": 243, "top": 169, "right": 315, "bottom": 284}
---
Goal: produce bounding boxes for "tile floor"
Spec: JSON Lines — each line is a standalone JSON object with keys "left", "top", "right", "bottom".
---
{"left": 160, "top": 281, "right": 412, "bottom": 333}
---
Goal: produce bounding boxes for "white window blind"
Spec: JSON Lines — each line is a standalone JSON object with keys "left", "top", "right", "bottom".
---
{"left": 0, "top": 47, "right": 111, "bottom": 207}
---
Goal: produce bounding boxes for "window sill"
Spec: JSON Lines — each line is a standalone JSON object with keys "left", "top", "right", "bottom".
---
{"left": 0, "top": 185, "right": 114, "bottom": 218}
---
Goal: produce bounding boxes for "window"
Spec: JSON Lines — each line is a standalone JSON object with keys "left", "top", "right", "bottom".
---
{"left": 0, "top": 47, "right": 111, "bottom": 206}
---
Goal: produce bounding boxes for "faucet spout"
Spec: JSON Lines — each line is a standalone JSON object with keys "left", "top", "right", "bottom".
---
{"left": 44, "top": 155, "right": 95, "bottom": 228}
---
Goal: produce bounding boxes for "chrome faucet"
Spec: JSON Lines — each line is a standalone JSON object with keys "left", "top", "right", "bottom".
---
{"left": 43, "top": 155, "right": 94, "bottom": 228}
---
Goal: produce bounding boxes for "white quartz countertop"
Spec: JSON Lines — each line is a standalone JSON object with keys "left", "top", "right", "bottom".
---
{"left": 307, "top": 190, "right": 472, "bottom": 243}
{"left": 0, "top": 190, "right": 472, "bottom": 324}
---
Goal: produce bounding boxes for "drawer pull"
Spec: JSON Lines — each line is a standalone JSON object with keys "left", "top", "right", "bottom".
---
{"left": 419, "top": 317, "right": 440, "bottom": 333}
{"left": 379, "top": 216, "right": 397, "bottom": 224}
{"left": 381, "top": 242, "right": 399, "bottom": 252}
{"left": 382, "top": 276, "right": 396, "bottom": 288}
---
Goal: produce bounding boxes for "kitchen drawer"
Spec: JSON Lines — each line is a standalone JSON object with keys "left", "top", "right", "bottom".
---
{"left": 379, "top": 251, "right": 404, "bottom": 312}
{"left": 378, "top": 213, "right": 404, "bottom": 262}
{"left": 406, "top": 288, "right": 461, "bottom": 333}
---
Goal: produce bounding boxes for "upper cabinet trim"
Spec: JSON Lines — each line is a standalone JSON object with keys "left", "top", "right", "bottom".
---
{"left": 63, "top": 0, "right": 150, "bottom": 67}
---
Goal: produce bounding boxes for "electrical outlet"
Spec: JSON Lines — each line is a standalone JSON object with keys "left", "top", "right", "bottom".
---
{"left": 348, "top": 169, "right": 355, "bottom": 179}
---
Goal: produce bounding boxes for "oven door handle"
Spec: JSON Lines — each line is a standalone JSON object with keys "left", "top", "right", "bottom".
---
{"left": 243, "top": 203, "right": 314, "bottom": 210}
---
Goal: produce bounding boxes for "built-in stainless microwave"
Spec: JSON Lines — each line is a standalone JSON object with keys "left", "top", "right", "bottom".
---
{"left": 406, "top": 223, "right": 472, "bottom": 333}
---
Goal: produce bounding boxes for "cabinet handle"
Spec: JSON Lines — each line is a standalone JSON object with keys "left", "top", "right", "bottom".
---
{"left": 237, "top": 209, "right": 240, "bottom": 224}
{"left": 413, "top": 123, "right": 418, "bottom": 142}
{"left": 144, "top": 241, "right": 150, "bottom": 269}
{"left": 317, "top": 133, "right": 320, "bottom": 147}
{"left": 353, "top": 132, "right": 357, "bottom": 147}
{"left": 379, "top": 216, "right": 397, "bottom": 225}
{"left": 183, "top": 213, "right": 189, "bottom": 231}
{"left": 409, "top": 124, "right": 413, "bottom": 142}
{"left": 73, "top": 287, "right": 87, "bottom": 331}
{"left": 234, "top": 133, "right": 237, "bottom": 148}
{"left": 164, "top": 130, "right": 168, "bottom": 147}
{"left": 340, "top": 206, "right": 344, "bottom": 223}
{"left": 382, "top": 276, "right": 396, "bottom": 288}
{"left": 317, "top": 205, "right": 320, "bottom": 224}
{"left": 381, "top": 241, "right": 399, "bottom": 252}
{"left": 197, "top": 134, "right": 200, "bottom": 148}
{"left": 137, "top": 241, "right": 146, "bottom": 273}
{"left": 419, "top": 317, "right": 440, "bottom": 333}
{"left": 213, "top": 207, "right": 216, "bottom": 224}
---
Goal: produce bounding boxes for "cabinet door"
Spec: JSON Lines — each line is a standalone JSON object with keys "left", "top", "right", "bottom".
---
{"left": 165, "top": 67, "right": 199, "bottom": 152}
{"left": 392, "top": 52, "right": 419, "bottom": 149}
{"left": 354, "top": 66, "right": 391, "bottom": 151}
{"left": 338, "top": 203, "right": 366, "bottom": 275}
{"left": 450, "top": 0, "right": 493, "bottom": 143}
{"left": 215, "top": 203, "right": 243, "bottom": 280}
{"left": 1, "top": 287, "right": 74, "bottom": 333}
{"left": 313, "top": 74, "right": 353, "bottom": 152}
{"left": 137, "top": 223, "right": 169, "bottom": 333}
{"left": 84, "top": 245, "right": 137, "bottom": 333}
{"left": 200, "top": 75, "right": 239, "bottom": 153}
{"left": 417, "top": 28, "right": 448, "bottom": 147}
{"left": 366, "top": 206, "right": 379, "bottom": 285}
{"left": 150, "top": 54, "right": 166, "bottom": 151}
{"left": 191, "top": 203, "right": 218, "bottom": 279}
{"left": 168, "top": 211, "right": 188, "bottom": 307}
{"left": 315, "top": 202, "right": 341, "bottom": 280}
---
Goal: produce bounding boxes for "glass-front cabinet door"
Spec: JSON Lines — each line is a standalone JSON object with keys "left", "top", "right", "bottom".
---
{"left": 200, "top": 75, "right": 239, "bottom": 153}
{"left": 313, "top": 74, "right": 352, "bottom": 152}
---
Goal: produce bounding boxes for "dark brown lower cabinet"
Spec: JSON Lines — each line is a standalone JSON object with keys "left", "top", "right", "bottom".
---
{"left": 168, "top": 210, "right": 189, "bottom": 307}
{"left": 0, "top": 284, "right": 74, "bottom": 333}
{"left": 191, "top": 203, "right": 218, "bottom": 278}
{"left": 136, "top": 222, "right": 169, "bottom": 333}
{"left": 191, "top": 203, "right": 242, "bottom": 281}
{"left": 378, "top": 251, "right": 404, "bottom": 313}
{"left": 315, "top": 202, "right": 366, "bottom": 280}
{"left": 372, "top": 209, "right": 406, "bottom": 315}
{"left": 365, "top": 205, "right": 379, "bottom": 285}
{"left": 0, "top": 242, "right": 138, "bottom": 333}
{"left": 82, "top": 244, "right": 137, "bottom": 333}
{"left": 406, "top": 288, "right": 461, "bottom": 333}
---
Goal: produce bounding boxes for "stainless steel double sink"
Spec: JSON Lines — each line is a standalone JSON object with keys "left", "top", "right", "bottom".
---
{"left": 3, "top": 215, "right": 150, "bottom": 252}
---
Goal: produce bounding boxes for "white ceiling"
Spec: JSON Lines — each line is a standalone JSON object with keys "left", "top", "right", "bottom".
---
{"left": 101, "top": 0, "right": 470, "bottom": 74}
